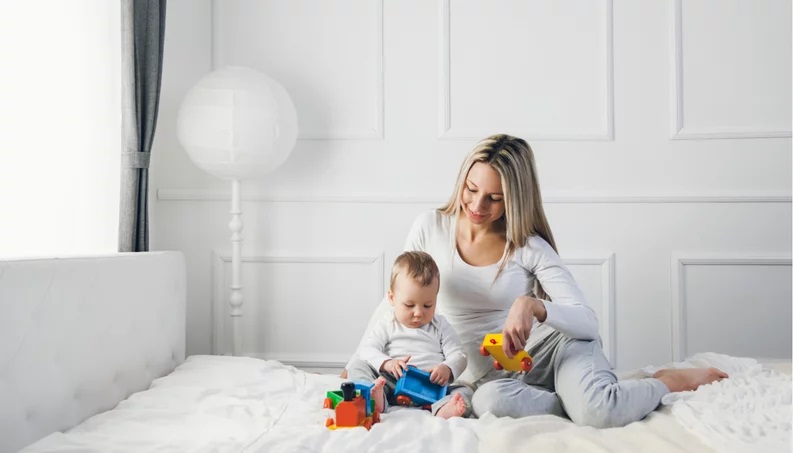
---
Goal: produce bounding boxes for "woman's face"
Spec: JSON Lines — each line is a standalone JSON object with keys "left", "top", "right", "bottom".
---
{"left": 461, "top": 162, "right": 505, "bottom": 226}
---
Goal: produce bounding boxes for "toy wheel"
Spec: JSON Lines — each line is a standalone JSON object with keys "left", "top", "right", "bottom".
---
{"left": 364, "top": 419, "right": 373, "bottom": 430}
{"left": 479, "top": 345, "right": 490, "bottom": 356}
{"left": 373, "top": 411, "right": 380, "bottom": 423}
{"left": 325, "top": 418, "right": 334, "bottom": 428}
{"left": 396, "top": 395, "right": 412, "bottom": 406}
{"left": 521, "top": 357, "right": 533, "bottom": 372}
{"left": 323, "top": 397, "right": 333, "bottom": 409}
{"left": 494, "top": 360, "right": 503, "bottom": 371}
{"left": 422, "top": 404, "right": 432, "bottom": 411}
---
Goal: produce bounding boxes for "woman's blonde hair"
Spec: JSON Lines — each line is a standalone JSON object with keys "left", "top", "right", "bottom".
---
{"left": 439, "top": 134, "right": 557, "bottom": 300}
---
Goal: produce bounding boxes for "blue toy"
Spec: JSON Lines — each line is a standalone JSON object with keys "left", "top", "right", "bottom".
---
{"left": 354, "top": 381, "right": 374, "bottom": 417}
{"left": 393, "top": 365, "right": 448, "bottom": 409}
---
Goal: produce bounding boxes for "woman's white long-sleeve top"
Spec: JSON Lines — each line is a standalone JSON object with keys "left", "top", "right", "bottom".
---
{"left": 401, "top": 210, "right": 600, "bottom": 383}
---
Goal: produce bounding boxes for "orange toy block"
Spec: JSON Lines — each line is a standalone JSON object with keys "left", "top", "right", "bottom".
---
{"left": 480, "top": 333, "right": 533, "bottom": 373}
{"left": 335, "top": 397, "right": 367, "bottom": 428}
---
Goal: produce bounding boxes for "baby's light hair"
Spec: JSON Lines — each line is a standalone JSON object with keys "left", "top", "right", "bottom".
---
{"left": 389, "top": 251, "right": 440, "bottom": 292}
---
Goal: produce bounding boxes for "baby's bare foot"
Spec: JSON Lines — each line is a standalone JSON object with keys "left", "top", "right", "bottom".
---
{"left": 436, "top": 393, "right": 466, "bottom": 419}
{"left": 372, "top": 377, "right": 387, "bottom": 413}
{"left": 653, "top": 367, "right": 729, "bottom": 393}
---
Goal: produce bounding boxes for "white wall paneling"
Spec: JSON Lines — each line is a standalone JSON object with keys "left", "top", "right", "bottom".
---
{"left": 158, "top": 189, "right": 792, "bottom": 205}
{"left": 670, "top": 0, "right": 792, "bottom": 139}
{"left": 212, "top": 251, "right": 385, "bottom": 364}
{"left": 155, "top": 0, "right": 792, "bottom": 372}
{"left": 564, "top": 254, "right": 617, "bottom": 366}
{"left": 156, "top": 198, "right": 791, "bottom": 370}
{"left": 211, "top": 0, "right": 384, "bottom": 139}
{"left": 438, "top": 0, "right": 614, "bottom": 140}
{"left": 671, "top": 254, "right": 793, "bottom": 361}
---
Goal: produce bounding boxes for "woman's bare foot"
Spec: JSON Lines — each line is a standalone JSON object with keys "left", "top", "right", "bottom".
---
{"left": 372, "top": 377, "right": 387, "bottom": 413}
{"left": 435, "top": 393, "right": 466, "bottom": 419}
{"left": 653, "top": 367, "right": 729, "bottom": 393}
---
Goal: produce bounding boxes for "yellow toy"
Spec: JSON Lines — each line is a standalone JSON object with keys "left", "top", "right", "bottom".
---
{"left": 480, "top": 333, "right": 533, "bottom": 372}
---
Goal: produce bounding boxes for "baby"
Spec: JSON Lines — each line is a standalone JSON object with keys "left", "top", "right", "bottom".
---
{"left": 347, "top": 251, "right": 469, "bottom": 419}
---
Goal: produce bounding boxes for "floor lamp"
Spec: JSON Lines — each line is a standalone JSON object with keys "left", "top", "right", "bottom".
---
{"left": 176, "top": 66, "right": 298, "bottom": 356}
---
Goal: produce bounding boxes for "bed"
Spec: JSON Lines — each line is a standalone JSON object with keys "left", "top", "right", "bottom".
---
{"left": 1, "top": 253, "right": 790, "bottom": 453}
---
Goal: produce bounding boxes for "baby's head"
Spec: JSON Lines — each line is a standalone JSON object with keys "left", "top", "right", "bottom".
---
{"left": 387, "top": 251, "right": 440, "bottom": 329}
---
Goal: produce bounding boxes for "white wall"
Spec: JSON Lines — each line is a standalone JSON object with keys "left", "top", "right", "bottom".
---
{"left": 152, "top": 0, "right": 792, "bottom": 371}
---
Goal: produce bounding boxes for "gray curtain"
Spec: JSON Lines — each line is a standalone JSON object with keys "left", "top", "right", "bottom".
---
{"left": 119, "top": 0, "right": 166, "bottom": 252}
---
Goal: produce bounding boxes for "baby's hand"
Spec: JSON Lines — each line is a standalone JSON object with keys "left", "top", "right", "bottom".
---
{"left": 429, "top": 364, "right": 452, "bottom": 386}
{"left": 381, "top": 356, "right": 411, "bottom": 379}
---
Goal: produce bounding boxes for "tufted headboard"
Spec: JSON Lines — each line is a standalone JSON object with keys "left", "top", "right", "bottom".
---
{"left": 0, "top": 252, "right": 186, "bottom": 453}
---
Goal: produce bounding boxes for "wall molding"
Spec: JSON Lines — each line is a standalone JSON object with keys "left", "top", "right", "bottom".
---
{"left": 670, "top": 253, "right": 793, "bottom": 361}
{"left": 211, "top": 251, "right": 385, "bottom": 355}
{"left": 564, "top": 253, "right": 617, "bottom": 366}
{"left": 210, "top": 0, "right": 385, "bottom": 140}
{"left": 159, "top": 188, "right": 792, "bottom": 204}
{"left": 670, "top": 0, "right": 792, "bottom": 140}
{"left": 212, "top": 252, "right": 618, "bottom": 367}
{"left": 438, "top": 0, "right": 614, "bottom": 141}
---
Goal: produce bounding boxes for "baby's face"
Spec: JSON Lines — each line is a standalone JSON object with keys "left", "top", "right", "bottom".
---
{"left": 388, "top": 274, "right": 439, "bottom": 329}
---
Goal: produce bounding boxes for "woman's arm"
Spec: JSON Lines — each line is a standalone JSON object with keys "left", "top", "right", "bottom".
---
{"left": 527, "top": 236, "right": 599, "bottom": 340}
{"left": 502, "top": 237, "right": 599, "bottom": 355}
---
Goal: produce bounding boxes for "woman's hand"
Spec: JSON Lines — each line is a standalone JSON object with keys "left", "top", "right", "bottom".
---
{"left": 380, "top": 356, "right": 411, "bottom": 379}
{"left": 502, "top": 296, "right": 542, "bottom": 358}
{"left": 429, "top": 364, "right": 452, "bottom": 386}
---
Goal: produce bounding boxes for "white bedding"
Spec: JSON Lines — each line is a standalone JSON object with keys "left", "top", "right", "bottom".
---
{"left": 22, "top": 354, "right": 791, "bottom": 453}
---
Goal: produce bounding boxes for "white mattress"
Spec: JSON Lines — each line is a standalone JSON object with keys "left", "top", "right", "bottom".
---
{"left": 22, "top": 354, "right": 791, "bottom": 453}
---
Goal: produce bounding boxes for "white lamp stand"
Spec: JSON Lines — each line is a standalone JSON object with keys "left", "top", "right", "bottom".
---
{"left": 229, "top": 179, "right": 243, "bottom": 356}
{"left": 177, "top": 66, "right": 298, "bottom": 356}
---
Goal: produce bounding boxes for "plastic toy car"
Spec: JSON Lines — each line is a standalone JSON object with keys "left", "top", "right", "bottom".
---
{"left": 324, "top": 381, "right": 380, "bottom": 430}
{"left": 480, "top": 333, "right": 533, "bottom": 372}
{"left": 393, "top": 365, "right": 448, "bottom": 409}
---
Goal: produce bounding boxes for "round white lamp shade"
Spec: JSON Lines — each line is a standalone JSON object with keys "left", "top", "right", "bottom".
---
{"left": 177, "top": 66, "right": 298, "bottom": 180}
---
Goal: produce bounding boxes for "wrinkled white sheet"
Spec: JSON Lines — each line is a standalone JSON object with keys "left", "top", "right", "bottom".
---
{"left": 638, "top": 353, "right": 791, "bottom": 453}
{"left": 476, "top": 353, "right": 791, "bottom": 453}
{"left": 22, "top": 354, "right": 791, "bottom": 453}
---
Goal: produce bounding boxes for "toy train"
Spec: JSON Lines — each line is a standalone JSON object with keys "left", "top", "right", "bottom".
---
{"left": 324, "top": 381, "right": 380, "bottom": 430}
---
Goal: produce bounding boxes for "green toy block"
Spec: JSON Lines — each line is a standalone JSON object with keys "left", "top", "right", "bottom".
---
{"left": 325, "top": 389, "right": 365, "bottom": 409}
{"left": 325, "top": 390, "right": 344, "bottom": 409}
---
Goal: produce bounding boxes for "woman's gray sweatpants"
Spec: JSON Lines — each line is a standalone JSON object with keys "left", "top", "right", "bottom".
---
{"left": 471, "top": 331, "right": 670, "bottom": 428}
{"left": 347, "top": 359, "right": 474, "bottom": 417}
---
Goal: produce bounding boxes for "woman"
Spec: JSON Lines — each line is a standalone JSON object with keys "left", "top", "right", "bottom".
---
{"left": 347, "top": 134, "right": 727, "bottom": 427}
